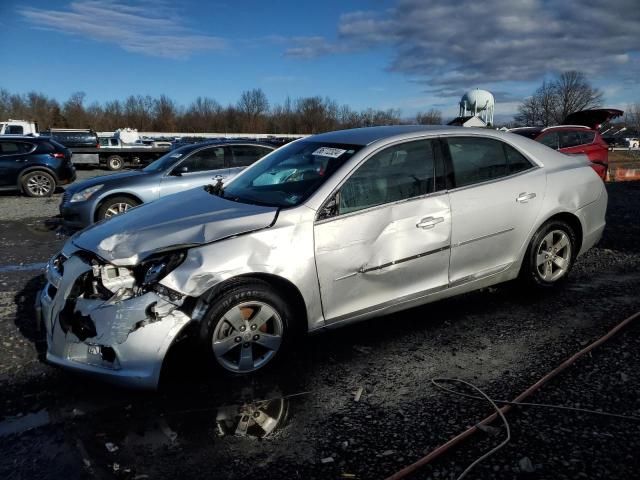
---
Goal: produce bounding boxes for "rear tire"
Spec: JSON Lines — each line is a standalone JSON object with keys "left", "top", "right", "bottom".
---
{"left": 520, "top": 220, "right": 577, "bottom": 288}
{"left": 200, "top": 280, "right": 294, "bottom": 375}
{"left": 21, "top": 171, "right": 56, "bottom": 197}
{"left": 96, "top": 196, "right": 140, "bottom": 220}
{"left": 106, "top": 155, "right": 124, "bottom": 171}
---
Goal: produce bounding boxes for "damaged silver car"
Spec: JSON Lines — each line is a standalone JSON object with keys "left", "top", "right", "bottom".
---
{"left": 38, "top": 126, "right": 607, "bottom": 389}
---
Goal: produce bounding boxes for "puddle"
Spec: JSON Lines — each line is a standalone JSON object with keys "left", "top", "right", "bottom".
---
{"left": 0, "top": 410, "right": 50, "bottom": 437}
{"left": 0, "top": 262, "right": 47, "bottom": 273}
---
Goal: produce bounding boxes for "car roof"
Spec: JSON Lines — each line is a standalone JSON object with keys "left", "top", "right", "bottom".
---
{"left": 310, "top": 125, "right": 452, "bottom": 145}
{"left": 173, "top": 139, "right": 279, "bottom": 154}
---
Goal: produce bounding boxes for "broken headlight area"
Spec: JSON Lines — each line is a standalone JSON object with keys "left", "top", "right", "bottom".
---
{"left": 77, "top": 250, "right": 187, "bottom": 303}
{"left": 136, "top": 250, "right": 186, "bottom": 289}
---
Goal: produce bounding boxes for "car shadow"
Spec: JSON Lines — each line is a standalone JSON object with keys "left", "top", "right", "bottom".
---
{"left": 14, "top": 274, "right": 48, "bottom": 360}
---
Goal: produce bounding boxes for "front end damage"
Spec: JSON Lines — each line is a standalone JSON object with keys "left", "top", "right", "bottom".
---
{"left": 38, "top": 249, "right": 192, "bottom": 389}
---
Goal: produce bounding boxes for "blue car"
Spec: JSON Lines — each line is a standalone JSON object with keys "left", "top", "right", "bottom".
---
{"left": 60, "top": 140, "right": 276, "bottom": 228}
{"left": 0, "top": 136, "right": 75, "bottom": 197}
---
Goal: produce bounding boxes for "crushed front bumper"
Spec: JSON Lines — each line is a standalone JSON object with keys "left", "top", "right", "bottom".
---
{"left": 39, "top": 254, "right": 191, "bottom": 389}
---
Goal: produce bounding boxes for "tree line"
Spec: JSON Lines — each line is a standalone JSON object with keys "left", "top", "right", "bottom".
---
{"left": 0, "top": 88, "right": 442, "bottom": 134}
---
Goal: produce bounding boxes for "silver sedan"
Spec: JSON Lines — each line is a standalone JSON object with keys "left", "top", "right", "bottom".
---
{"left": 38, "top": 126, "right": 607, "bottom": 388}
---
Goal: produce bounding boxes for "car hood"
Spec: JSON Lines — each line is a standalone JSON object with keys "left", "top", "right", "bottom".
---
{"left": 72, "top": 187, "right": 279, "bottom": 265}
{"left": 66, "top": 170, "right": 147, "bottom": 193}
{"left": 561, "top": 108, "right": 624, "bottom": 129}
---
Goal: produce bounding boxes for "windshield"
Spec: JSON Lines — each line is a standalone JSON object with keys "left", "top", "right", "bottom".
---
{"left": 143, "top": 145, "right": 194, "bottom": 173}
{"left": 221, "top": 141, "right": 363, "bottom": 208}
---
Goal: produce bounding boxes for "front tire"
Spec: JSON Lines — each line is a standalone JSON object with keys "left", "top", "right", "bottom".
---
{"left": 22, "top": 171, "right": 56, "bottom": 197}
{"left": 200, "top": 280, "right": 293, "bottom": 375}
{"left": 96, "top": 196, "right": 140, "bottom": 220}
{"left": 521, "top": 220, "right": 577, "bottom": 287}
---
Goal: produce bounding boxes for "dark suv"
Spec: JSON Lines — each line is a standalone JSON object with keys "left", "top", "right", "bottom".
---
{"left": 0, "top": 136, "right": 76, "bottom": 197}
{"left": 40, "top": 129, "right": 99, "bottom": 148}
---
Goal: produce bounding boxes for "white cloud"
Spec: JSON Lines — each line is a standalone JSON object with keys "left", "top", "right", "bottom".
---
{"left": 284, "top": 0, "right": 640, "bottom": 96}
{"left": 19, "top": 0, "right": 226, "bottom": 59}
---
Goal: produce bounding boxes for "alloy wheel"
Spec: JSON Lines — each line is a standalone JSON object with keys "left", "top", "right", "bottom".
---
{"left": 211, "top": 301, "right": 284, "bottom": 373}
{"left": 536, "top": 229, "right": 572, "bottom": 282}
{"left": 104, "top": 202, "right": 132, "bottom": 218}
{"left": 26, "top": 174, "right": 53, "bottom": 196}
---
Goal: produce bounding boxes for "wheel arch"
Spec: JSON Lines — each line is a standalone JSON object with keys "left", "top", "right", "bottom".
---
{"left": 93, "top": 191, "right": 144, "bottom": 222}
{"left": 192, "top": 273, "right": 309, "bottom": 333}
{"left": 517, "top": 210, "right": 583, "bottom": 276}
{"left": 17, "top": 166, "right": 59, "bottom": 191}
{"left": 540, "top": 211, "right": 584, "bottom": 254}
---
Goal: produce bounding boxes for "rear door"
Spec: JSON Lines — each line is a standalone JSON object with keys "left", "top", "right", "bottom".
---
{"left": 159, "top": 146, "right": 229, "bottom": 197}
{"left": 0, "top": 141, "right": 32, "bottom": 187}
{"left": 445, "top": 136, "right": 546, "bottom": 285}
{"left": 314, "top": 138, "right": 451, "bottom": 323}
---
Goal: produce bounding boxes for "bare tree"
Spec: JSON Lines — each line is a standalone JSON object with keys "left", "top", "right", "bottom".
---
{"left": 624, "top": 102, "right": 639, "bottom": 127}
{"left": 515, "top": 71, "right": 603, "bottom": 126}
{"left": 415, "top": 109, "right": 442, "bottom": 125}
{"left": 237, "top": 88, "right": 269, "bottom": 132}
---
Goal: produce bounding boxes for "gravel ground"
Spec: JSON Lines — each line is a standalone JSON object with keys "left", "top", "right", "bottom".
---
{"left": 0, "top": 167, "right": 129, "bottom": 222}
{"left": 0, "top": 176, "right": 638, "bottom": 480}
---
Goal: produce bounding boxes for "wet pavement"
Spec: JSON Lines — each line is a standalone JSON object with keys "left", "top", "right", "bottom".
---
{"left": 1, "top": 181, "right": 639, "bottom": 479}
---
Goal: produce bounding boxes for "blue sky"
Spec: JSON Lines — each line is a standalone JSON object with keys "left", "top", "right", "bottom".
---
{"left": 1, "top": 0, "right": 639, "bottom": 121}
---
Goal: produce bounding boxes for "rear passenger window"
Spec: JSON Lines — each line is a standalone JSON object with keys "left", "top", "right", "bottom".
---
{"left": 579, "top": 131, "right": 596, "bottom": 144}
{"left": 538, "top": 132, "right": 559, "bottom": 149}
{"left": 446, "top": 137, "right": 508, "bottom": 187}
{"left": 503, "top": 144, "right": 532, "bottom": 174}
{"left": 0, "top": 142, "right": 32, "bottom": 154}
{"left": 559, "top": 131, "right": 583, "bottom": 148}
{"left": 230, "top": 145, "right": 272, "bottom": 167}
{"left": 181, "top": 147, "right": 225, "bottom": 172}
{"left": 339, "top": 140, "right": 436, "bottom": 214}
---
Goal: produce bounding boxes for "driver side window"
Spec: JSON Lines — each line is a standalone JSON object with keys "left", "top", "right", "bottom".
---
{"left": 338, "top": 140, "right": 436, "bottom": 215}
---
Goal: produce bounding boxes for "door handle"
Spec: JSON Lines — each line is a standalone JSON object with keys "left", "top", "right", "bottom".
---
{"left": 516, "top": 192, "right": 536, "bottom": 203}
{"left": 15, "top": 158, "right": 27, "bottom": 162}
{"left": 416, "top": 216, "right": 444, "bottom": 229}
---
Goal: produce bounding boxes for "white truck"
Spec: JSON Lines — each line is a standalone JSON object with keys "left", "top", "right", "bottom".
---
{"left": 0, "top": 119, "right": 38, "bottom": 135}
{"left": 75, "top": 128, "right": 170, "bottom": 170}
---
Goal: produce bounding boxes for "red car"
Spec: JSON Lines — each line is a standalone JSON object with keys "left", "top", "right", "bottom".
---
{"left": 510, "top": 108, "right": 623, "bottom": 180}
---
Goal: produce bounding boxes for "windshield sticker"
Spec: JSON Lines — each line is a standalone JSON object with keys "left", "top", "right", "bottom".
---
{"left": 170, "top": 153, "right": 183, "bottom": 158}
{"left": 313, "top": 147, "right": 347, "bottom": 158}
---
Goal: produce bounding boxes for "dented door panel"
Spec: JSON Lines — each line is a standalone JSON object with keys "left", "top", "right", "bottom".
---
{"left": 314, "top": 194, "right": 451, "bottom": 323}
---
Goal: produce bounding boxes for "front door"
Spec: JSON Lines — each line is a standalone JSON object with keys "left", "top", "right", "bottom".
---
{"left": 445, "top": 136, "right": 546, "bottom": 285}
{"left": 159, "top": 146, "right": 230, "bottom": 197}
{"left": 314, "top": 139, "right": 451, "bottom": 323}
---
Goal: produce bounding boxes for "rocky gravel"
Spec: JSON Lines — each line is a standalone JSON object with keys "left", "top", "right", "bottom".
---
{"left": 0, "top": 167, "right": 128, "bottom": 222}
{"left": 0, "top": 177, "right": 638, "bottom": 480}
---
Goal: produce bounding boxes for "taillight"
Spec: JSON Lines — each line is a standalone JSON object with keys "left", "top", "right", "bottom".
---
{"left": 50, "top": 152, "right": 65, "bottom": 158}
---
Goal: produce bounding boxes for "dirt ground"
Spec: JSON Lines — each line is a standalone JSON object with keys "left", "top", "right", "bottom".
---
{"left": 0, "top": 170, "right": 639, "bottom": 480}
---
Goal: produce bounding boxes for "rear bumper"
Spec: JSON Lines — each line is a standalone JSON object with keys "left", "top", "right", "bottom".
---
{"left": 56, "top": 165, "right": 76, "bottom": 185}
{"left": 576, "top": 186, "right": 608, "bottom": 256}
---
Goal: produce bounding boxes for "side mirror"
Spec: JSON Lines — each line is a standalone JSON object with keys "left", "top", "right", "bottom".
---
{"left": 317, "top": 193, "right": 339, "bottom": 221}
{"left": 173, "top": 165, "right": 189, "bottom": 176}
